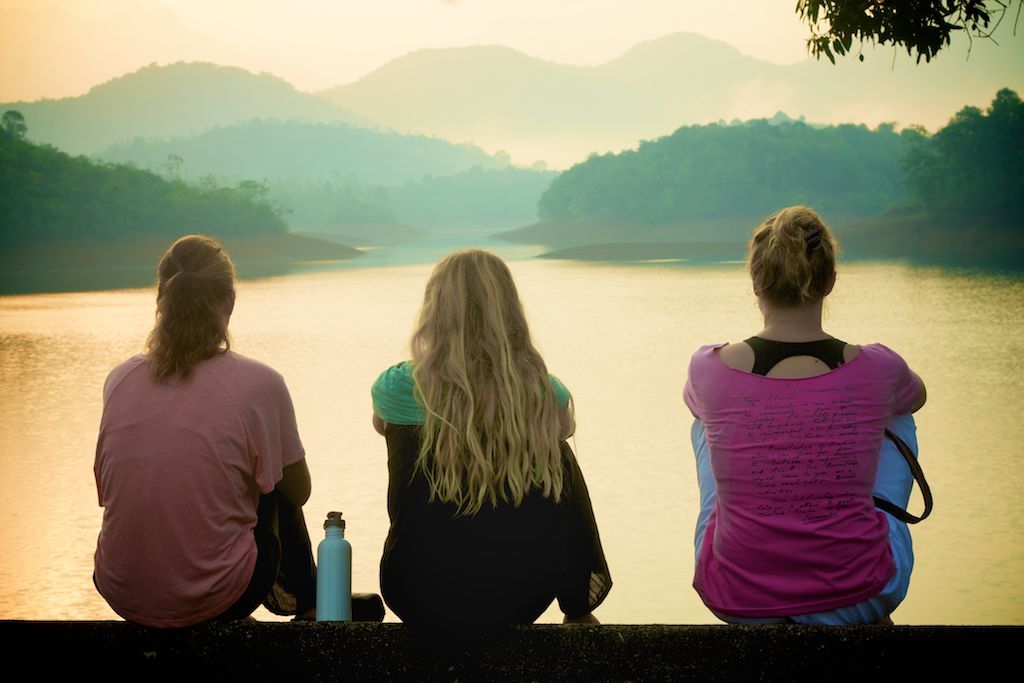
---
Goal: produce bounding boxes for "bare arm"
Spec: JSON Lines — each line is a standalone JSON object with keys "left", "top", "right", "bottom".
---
{"left": 373, "top": 413, "right": 387, "bottom": 436}
{"left": 276, "top": 459, "right": 311, "bottom": 506}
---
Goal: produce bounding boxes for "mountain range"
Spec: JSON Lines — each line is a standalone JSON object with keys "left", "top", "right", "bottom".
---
{"left": 6, "top": 31, "right": 1021, "bottom": 171}
{"left": 1, "top": 62, "right": 366, "bottom": 155}
{"left": 321, "top": 31, "right": 1024, "bottom": 167}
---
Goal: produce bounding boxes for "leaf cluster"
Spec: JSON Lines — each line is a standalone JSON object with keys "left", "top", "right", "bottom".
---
{"left": 796, "top": 0, "right": 1014, "bottom": 63}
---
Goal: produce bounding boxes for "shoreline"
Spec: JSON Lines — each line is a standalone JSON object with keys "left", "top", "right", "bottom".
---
{"left": 0, "top": 232, "right": 363, "bottom": 295}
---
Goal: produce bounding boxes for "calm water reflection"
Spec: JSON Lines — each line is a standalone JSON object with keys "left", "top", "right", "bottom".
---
{"left": 1, "top": 258, "right": 1022, "bottom": 624}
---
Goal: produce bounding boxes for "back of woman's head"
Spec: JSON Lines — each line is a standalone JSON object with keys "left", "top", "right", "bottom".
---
{"left": 146, "top": 235, "right": 235, "bottom": 382}
{"left": 411, "top": 250, "right": 563, "bottom": 515}
{"left": 748, "top": 205, "right": 838, "bottom": 307}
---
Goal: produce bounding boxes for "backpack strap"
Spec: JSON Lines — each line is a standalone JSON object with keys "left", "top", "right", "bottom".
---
{"left": 873, "top": 429, "right": 933, "bottom": 524}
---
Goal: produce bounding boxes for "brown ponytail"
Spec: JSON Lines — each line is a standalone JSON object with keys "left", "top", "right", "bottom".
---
{"left": 748, "top": 205, "right": 838, "bottom": 307}
{"left": 146, "top": 235, "right": 236, "bottom": 382}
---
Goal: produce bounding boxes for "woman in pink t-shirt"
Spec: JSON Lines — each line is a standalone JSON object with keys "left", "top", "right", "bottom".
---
{"left": 94, "top": 235, "right": 316, "bottom": 627}
{"left": 684, "top": 206, "right": 927, "bottom": 625}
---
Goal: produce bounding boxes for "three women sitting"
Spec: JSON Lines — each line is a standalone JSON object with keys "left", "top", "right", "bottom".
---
{"left": 94, "top": 205, "right": 924, "bottom": 626}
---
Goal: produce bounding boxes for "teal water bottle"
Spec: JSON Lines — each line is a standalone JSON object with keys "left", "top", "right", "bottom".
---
{"left": 316, "top": 511, "right": 352, "bottom": 621}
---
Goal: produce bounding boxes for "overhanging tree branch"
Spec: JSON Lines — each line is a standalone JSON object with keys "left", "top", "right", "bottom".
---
{"left": 796, "top": 0, "right": 1021, "bottom": 63}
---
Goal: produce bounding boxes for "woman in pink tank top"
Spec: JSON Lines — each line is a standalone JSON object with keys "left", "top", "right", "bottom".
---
{"left": 93, "top": 235, "right": 316, "bottom": 627}
{"left": 684, "top": 206, "right": 927, "bottom": 625}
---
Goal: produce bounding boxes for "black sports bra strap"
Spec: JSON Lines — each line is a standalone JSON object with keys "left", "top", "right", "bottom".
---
{"left": 744, "top": 336, "right": 848, "bottom": 376}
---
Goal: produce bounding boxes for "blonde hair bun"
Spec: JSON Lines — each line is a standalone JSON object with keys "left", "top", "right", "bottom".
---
{"left": 748, "top": 205, "right": 839, "bottom": 307}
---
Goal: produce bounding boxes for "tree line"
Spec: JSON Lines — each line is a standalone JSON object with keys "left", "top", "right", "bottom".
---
{"left": 901, "top": 88, "right": 1023, "bottom": 220}
{"left": 538, "top": 118, "right": 911, "bottom": 224}
{"left": 0, "top": 114, "right": 286, "bottom": 246}
{"left": 537, "top": 89, "right": 1023, "bottom": 230}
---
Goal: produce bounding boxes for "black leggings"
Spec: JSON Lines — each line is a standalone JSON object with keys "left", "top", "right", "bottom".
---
{"left": 216, "top": 490, "right": 316, "bottom": 620}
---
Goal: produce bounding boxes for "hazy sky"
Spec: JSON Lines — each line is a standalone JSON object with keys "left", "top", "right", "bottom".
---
{"left": 2, "top": 0, "right": 821, "bottom": 101}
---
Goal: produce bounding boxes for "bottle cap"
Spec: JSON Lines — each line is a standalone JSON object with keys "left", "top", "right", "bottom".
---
{"left": 324, "top": 511, "right": 346, "bottom": 530}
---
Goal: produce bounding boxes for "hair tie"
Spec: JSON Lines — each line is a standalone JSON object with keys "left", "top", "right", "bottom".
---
{"left": 805, "top": 229, "right": 823, "bottom": 255}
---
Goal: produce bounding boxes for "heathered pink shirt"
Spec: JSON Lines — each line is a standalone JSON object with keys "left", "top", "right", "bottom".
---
{"left": 94, "top": 351, "right": 305, "bottom": 627}
{"left": 684, "top": 343, "right": 922, "bottom": 617}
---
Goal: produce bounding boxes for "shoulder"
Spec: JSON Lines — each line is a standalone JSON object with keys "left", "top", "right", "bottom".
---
{"left": 684, "top": 344, "right": 731, "bottom": 416}
{"left": 372, "top": 361, "right": 424, "bottom": 425}
{"left": 205, "top": 351, "right": 292, "bottom": 403}
{"left": 547, "top": 374, "right": 571, "bottom": 408}
{"left": 687, "top": 343, "right": 730, "bottom": 375}
{"left": 102, "top": 354, "right": 149, "bottom": 402}
{"left": 715, "top": 342, "right": 754, "bottom": 372}
{"left": 372, "top": 361, "right": 416, "bottom": 397}
{"left": 852, "top": 343, "right": 911, "bottom": 371}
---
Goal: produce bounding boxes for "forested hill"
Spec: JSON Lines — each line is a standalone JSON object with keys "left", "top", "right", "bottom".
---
{"left": 521, "top": 118, "right": 910, "bottom": 245}
{"left": 0, "top": 122, "right": 285, "bottom": 246}
{"left": 508, "top": 89, "right": 1023, "bottom": 268}
{"left": 96, "top": 119, "right": 504, "bottom": 186}
{"left": 839, "top": 88, "right": 1023, "bottom": 266}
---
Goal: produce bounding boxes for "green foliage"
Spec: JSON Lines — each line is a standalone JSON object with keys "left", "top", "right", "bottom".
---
{"left": 2, "top": 111, "right": 27, "bottom": 140}
{"left": 903, "top": 88, "right": 1023, "bottom": 216}
{"left": 538, "top": 120, "right": 909, "bottom": 224}
{"left": 98, "top": 120, "right": 501, "bottom": 186}
{"left": 387, "top": 166, "right": 557, "bottom": 231}
{"left": 269, "top": 179, "right": 397, "bottom": 228}
{"left": 796, "top": 0, "right": 1018, "bottom": 63}
{"left": 0, "top": 128, "right": 286, "bottom": 246}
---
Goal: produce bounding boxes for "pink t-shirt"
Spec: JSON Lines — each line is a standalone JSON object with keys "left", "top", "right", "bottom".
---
{"left": 93, "top": 351, "right": 305, "bottom": 627}
{"left": 684, "top": 343, "right": 922, "bottom": 617}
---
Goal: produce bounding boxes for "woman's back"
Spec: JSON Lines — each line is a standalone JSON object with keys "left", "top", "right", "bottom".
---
{"left": 379, "top": 425, "right": 606, "bottom": 624}
{"left": 94, "top": 235, "right": 313, "bottom": 627}
{"left": 685, "top": 342, "right": 920, "bottom": 616}
{"left": 685, "top": 206, "right": 926, "bottom": 624}
{"left": 372, "top": 250, "right": 611, "bottom": 624}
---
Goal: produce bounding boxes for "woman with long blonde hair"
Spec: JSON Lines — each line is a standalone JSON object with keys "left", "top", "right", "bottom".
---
{"left": 685, "top": 206, "right": 927, "bottom": 625}
{"left": 94, "top": 234, "right": 316, "bottom": 626}
{"left": 372, "top": 249, "right": 611, "bottom": 624}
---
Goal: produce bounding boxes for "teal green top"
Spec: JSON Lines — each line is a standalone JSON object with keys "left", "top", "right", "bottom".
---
{"left": 371, "top": 361, "right": 571, "bottom": 425}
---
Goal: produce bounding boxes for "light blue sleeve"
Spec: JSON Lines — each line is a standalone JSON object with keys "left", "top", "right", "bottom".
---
{"left": 371, "top": 361, "right": 426, "bottom": 425}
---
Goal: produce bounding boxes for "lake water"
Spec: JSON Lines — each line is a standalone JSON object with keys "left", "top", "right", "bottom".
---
{"left": 1, "top": 249, "right": 1022, "bottom": 624}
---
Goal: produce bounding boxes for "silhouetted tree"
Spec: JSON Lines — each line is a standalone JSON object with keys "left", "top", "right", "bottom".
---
{"left": 2, "top": 110, "right": 27, "bottom": 140}
{"left": 796, "top": 0, "right": 1021, "bottom": 63}
{"left": 903, "top": 88, "right": 1023, "bottom": 216}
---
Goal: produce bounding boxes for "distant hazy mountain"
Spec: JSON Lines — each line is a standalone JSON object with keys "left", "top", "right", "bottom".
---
{"left": 95, "top": 119, "right": 503, "bottom": 186}
{"left": 320, "top": 31, "right": 1024, "bottom": 168}
{"left": 2, "top": 62, "right": 368, "bottom": 155}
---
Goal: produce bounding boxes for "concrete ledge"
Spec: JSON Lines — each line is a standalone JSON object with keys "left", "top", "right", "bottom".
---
{"left": 3, "top": 621, "right": 1020, "bottom": 681}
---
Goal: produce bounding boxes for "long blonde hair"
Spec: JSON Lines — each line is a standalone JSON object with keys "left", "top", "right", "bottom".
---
{"left": 748, "top": 205, "right": 839, "bottom": 307}
{"left": 411, "top": 250, "right": 564, "bottom": 515}
{"left": 146, "top": 234, "right": 235, "bottom": 382}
